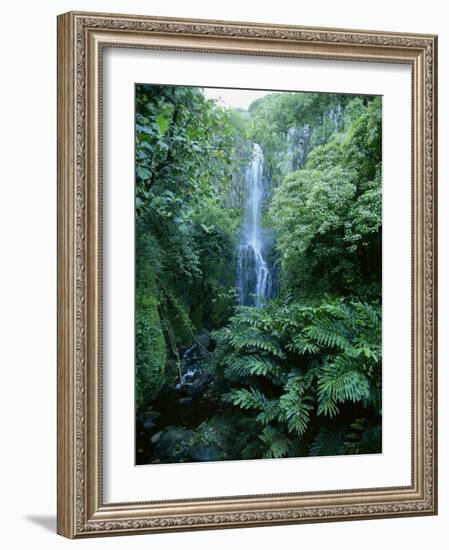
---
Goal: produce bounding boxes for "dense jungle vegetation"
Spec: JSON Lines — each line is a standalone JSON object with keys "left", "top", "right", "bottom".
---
{"left": 135, "top": 84, "right": 382, "bottom": 464}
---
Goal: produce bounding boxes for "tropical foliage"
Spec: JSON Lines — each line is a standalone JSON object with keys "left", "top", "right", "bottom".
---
{"left": 135, "top": 85, "right": 382, "bottom": 464}
{"left": 211, "top": 298, "right": 381, "bottom": 458}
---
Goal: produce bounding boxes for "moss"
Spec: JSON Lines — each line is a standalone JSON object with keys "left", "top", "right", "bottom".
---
{"left": 135, "top": 289, "right": 167, "bottom": 410}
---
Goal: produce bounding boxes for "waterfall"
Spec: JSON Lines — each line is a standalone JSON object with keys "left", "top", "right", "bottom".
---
{"left": 236, "top": 144, "right": 273, "bottom": 307}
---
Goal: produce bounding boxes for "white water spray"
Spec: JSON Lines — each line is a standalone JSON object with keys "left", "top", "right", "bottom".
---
{"left": 236, "top": 144, "right": 273, "bottom": 307}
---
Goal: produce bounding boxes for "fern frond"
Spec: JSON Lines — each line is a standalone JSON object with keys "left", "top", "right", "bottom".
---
{"left": 223, "top": 353, "right": 284, "bottom": 384}
{"left": 210, "top": 327, "right": 232, "bottom": 345}
{"left": 286, "top": 334, "right": 320, "bottom": 355}
{"left": 258, "top": 426, "right": 290, "bottom": 459}
{"left": 317, "top": 361, "right": 370, "bottom": 404}
{"left": 354, "top": 301, "right": 381, "bottom": 327}
{"left": 309, "top": 426, "right": 347, "bottom": 456}
{"left": 227, "top": 327, "right": 285, "bottom": 358}
{"left": 256, "top": 400, "right": 280, "bottom": 425}
{"left": 317, "top": 395, "right": 340, "bottom": 418}
{"left": 278, "top": 375, "right": 314, "bottom": 435}
{"left": 343, "top": 419, "right": 382, "bottom": 454}
{"left": 223, "top": 387, "right": 268, "bottom": 411}
{"left": 303, "top": 318, "right": 350, "bottom": 350}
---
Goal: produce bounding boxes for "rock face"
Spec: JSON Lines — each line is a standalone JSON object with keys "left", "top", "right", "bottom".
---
{"left": 153, "top": 427, "right": 195, "bottom": 462}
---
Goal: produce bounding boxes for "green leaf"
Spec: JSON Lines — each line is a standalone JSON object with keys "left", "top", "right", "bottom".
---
{"left": 258, "top": 426, "right": 290, "bottom": 458}
{"left": 136, "top": 165, "right": 151, "bottom": 181}
{"left": 310, "top": 427, "right": 347, "bottom": 456}
{"left": 156, "top": 114, "right": 169, "bottom": 135}
{"left": 223, "top": 387, "right": 268, "bottom": 410}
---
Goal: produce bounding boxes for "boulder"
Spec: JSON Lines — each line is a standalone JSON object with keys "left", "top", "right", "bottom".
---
{"left": 189, "top": 444, "right": 221, "bottom": 462}
{"left": 184, "top": 375, "right": 210, "bottom": 397}
{"left": 137, "top": 409, "right": 160, "bottom": 431}
{"left": 153, "top": 426, "right": 194, "bottom": 462}
{"left": 150, "top": 430, "right": 163, "bottom": 445}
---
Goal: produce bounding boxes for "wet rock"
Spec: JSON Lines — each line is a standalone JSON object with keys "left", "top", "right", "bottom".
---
{"left": 153, "top": 426, "right": 194, "bottom": 462}
{"left": 184, "top": 376, "right": 209, "bottom": 397}
{"left": 150, "top": 431, "right": 163, "bottom": 445}
{"left": 178, "top": 341, "right": 212, "bottom": 397}
{"left": 137, "top": 409, "right": 160, "bottom": 431}
{"left": 189, "top": 444, "right": 221, "bottom": 462}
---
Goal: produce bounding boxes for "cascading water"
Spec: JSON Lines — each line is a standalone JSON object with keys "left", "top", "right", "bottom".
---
{"left": 236, "top": 144, "right": 273, "bottom": 307}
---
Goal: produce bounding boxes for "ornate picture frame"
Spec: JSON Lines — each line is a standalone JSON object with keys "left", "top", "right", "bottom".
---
{"left": 57, "top": 11, "right": 438, "bottom": 538}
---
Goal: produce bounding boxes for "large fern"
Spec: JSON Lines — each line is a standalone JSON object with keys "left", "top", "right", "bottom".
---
{"left": 309, "top": 426, "right": 347, "bottom": 456}
{"left": 258, "top": 426, "right": 291, "bottom": 459}
{"left": 317, "top": 360, "right": 371, "bottom": 407}
{"left": 343, "top": 418, "right": 382, "bottom": 454}
{"left": 278, "top": 373, "right": 314, "bottom": 435}
{"left": 222, "top": 352, "right": 285, "bottom": 384}
{"left": 211, "top": 297, "right": 382, "bottom": 458}
{"left": 226, "top": 327, "right": 285, "bottom": 357}
{"left": 223, "top": 387, "right": 270, "bottom": 411}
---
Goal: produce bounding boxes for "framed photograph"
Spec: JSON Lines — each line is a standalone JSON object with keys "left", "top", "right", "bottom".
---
{"left": 57, "top": 11, "right": 438, "bottom": 538}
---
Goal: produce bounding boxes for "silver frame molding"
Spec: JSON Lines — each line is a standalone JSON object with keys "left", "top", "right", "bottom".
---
{"left": 57, "top": 11, "right": 438, "bottom": 538}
